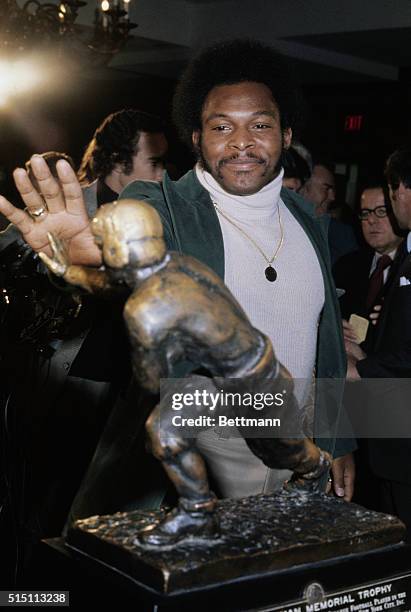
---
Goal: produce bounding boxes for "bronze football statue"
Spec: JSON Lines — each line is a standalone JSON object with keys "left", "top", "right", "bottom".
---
{"left": 40, "top": 198, "right": 331, "bottom": 546}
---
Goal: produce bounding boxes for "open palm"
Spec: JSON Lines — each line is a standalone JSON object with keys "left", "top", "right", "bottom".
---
{"left": 0, "top": 155, "right": 101, "bottom": 266}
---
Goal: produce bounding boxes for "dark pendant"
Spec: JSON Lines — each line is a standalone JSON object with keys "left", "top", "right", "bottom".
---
{"left": 265, "top": 266, "right": 277, "bottom": 282}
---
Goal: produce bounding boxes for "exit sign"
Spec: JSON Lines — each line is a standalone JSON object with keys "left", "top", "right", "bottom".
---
{"left": 345, "top": 115, "right": 363, "bottom": 131}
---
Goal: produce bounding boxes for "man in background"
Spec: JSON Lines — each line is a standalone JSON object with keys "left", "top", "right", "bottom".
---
{"left": 78, "top": 108, "right": 168, "bottom": 213}
{"left": 334, "top": 182, "right": 404, "bottom": 320}
{"left": 302, "top": 161, "right": 358, "bottom": 263}
{"left": 346, "top": 149, "right": 411, "bottom": 540}
{"left": 334, "top": 181, "right": 403, "bottom": 510}
{"left": 301, "top": 162, "right": 336, "bottom": 216}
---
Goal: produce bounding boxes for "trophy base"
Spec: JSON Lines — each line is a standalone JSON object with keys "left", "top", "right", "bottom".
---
{"left": 66, "top": 491, "right": 405, "bottom": 594}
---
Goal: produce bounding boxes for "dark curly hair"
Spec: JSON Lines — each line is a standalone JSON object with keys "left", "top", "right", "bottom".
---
{"left": 78, "top": 109, "right": 165, "bottom": 184}
{"left": 25, "top": 151, "right": 75, "bottom": 179}
{"left": 283, "top": 148, "right": 311, "bottom": 185}
{"left": 385, "top": 148, "right": 411, "bottom": 190}
{"left": 25, "top": 151, "right": 75, "bottom": 192}
{"left": 172, "top": 39, "right": 301, "bottom": 150}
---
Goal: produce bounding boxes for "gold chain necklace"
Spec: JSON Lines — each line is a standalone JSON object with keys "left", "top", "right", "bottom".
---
{"left": 213, "top": 201, "right": 284, "bottom": 282}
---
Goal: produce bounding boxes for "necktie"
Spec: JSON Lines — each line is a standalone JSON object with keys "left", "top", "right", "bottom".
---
{"left": 366, "top": 254, "right": 392, "bottom": 311}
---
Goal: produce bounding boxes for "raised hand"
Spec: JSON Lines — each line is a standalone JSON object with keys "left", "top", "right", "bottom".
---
{"left": 0, "top": 155, "right": 101, "bottom": 266}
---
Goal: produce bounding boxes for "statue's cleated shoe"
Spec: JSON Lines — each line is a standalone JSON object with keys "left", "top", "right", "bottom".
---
{"left": 138, "top": 496, "right": 219, "bottom": 546}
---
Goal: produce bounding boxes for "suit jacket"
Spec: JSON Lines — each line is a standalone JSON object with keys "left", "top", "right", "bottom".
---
{"left": 328, "top": 218, "right": 358, "bottom": 266}
{"left": 333, "top": 248, "right": 374, "bottom": 320}
{"left": 357, "top": 241, "right": 411, "bottom": 482}
{"left": 121, "top": 170, "right": 352, "bottom": 458}
{"left": 333, "top": 245, "right": 405, "bottom": 322}
{"left": 82, "top": 180, "right": 98, "bottom": 218}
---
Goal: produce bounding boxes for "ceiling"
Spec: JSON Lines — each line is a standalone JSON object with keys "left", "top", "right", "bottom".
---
{"left": 33, "top": 0, "right": 411, "bottom": 84}
{"left": 286, "top": 27, "right": 411, "bottom": 67}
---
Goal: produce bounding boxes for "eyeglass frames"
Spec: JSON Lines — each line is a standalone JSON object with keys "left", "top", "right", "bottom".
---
{"left": 358, "top": 206, "right": 389, "bottom": 221}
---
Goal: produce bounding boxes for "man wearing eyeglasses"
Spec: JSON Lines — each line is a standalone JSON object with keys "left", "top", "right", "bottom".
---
{"left": 333, "top": 183, "right": 404, "bottom": 509}
{"left": 333, "top": 183, "right": 404, "bottom": 321}
{"left": 344, "top": 151, "right": 411, "bottom": 540}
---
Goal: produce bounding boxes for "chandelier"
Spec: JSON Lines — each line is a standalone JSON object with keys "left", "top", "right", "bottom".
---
{"left": 0, "top": 1, "right": 137, "bottom": 68}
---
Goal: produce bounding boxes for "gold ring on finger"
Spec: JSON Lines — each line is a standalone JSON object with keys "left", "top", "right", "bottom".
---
{"left": 25, "top": 205, "right": 48, "bottom": 222}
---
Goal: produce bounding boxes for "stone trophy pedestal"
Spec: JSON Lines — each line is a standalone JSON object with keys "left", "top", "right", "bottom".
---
{"left": 61, "top": 491, "right": 411, "bottom": 611}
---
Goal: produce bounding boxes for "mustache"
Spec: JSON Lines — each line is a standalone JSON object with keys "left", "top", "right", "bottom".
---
{"left": 218, "top": 154, "right": 265, "bottom": 168}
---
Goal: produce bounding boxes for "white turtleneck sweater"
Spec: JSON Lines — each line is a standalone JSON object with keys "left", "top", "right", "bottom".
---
{"left": 195, "top": 164, "right": 325, "bottom": 497}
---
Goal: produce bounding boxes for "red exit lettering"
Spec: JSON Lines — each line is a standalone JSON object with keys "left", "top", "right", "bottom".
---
{"left": 345, "top": 115, "right": 363, "bottom": 131}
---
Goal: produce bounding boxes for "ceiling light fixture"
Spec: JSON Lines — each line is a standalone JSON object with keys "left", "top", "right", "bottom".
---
{"left": 0, "top": 1, "right": 137, "bottom": 69}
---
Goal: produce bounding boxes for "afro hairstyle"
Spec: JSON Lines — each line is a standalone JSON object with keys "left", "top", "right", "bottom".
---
{"left": 172, "top": 38, "right": 302, "bottom": 150}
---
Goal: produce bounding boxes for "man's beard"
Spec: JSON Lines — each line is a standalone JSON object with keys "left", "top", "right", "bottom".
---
{"left": 196, "top": 134, "right": 286, "bottom": 180}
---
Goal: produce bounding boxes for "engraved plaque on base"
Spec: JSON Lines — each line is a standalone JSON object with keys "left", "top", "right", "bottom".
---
{"left": 268, "top": 572, "right": 411, "bottom": 611}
